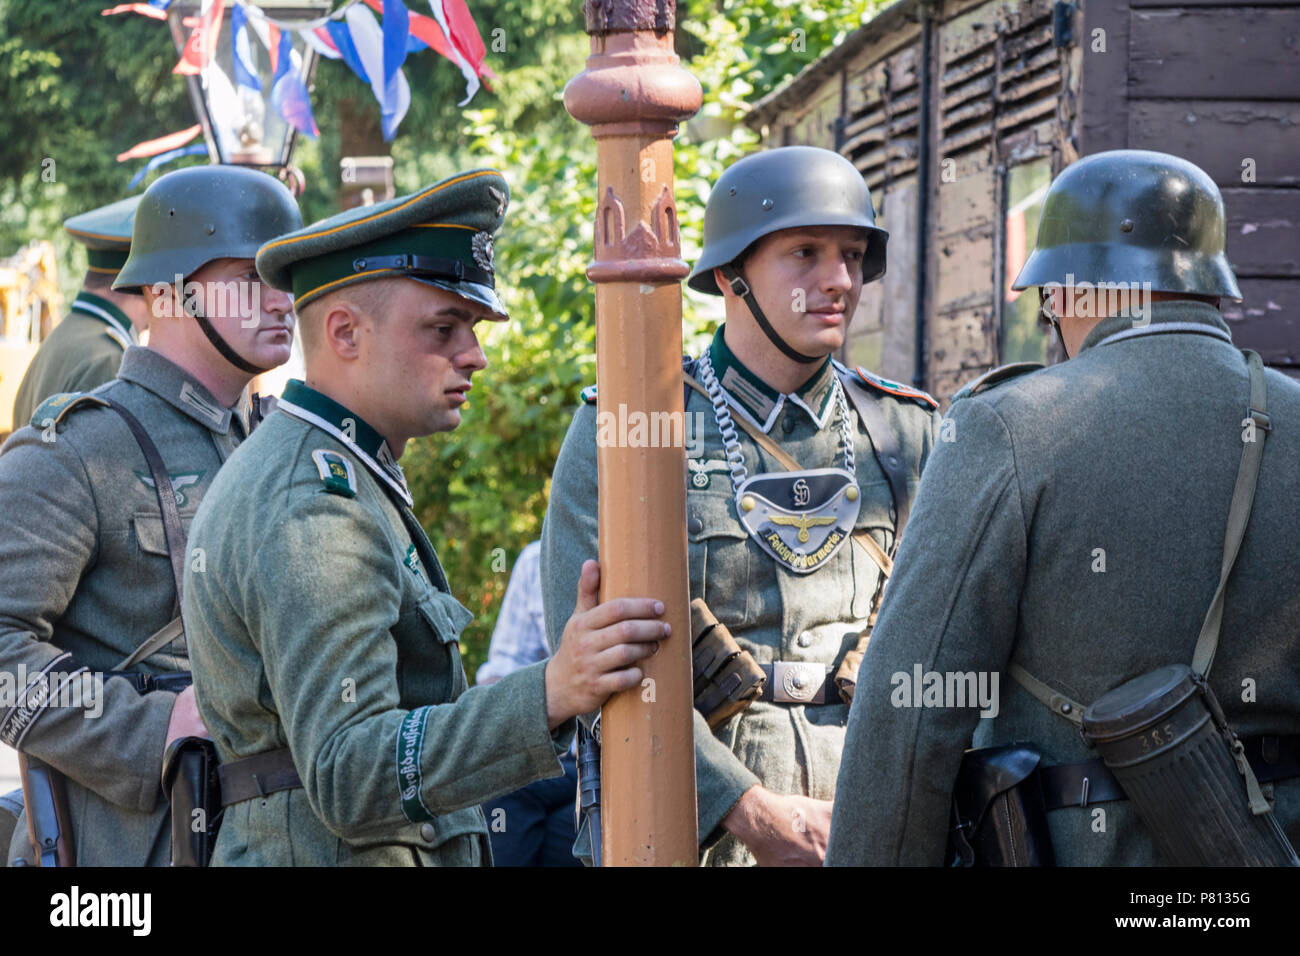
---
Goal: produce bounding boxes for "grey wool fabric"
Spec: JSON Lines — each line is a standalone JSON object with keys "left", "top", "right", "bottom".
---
{"left": 542, "top": 331, "right": 941, "bottom": 865}
{"left": 184, "top": 382, "right": 574, "bottom": 866}
{"left": 827, "top": 300, "right": 1300, "bottom": 866}
{"left": 2, "top": 346, "right": 246, "bottom": 866}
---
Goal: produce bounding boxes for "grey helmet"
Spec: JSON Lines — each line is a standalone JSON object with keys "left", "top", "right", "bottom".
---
{"left": 1011, "top": 149, "right": 1241, "bottom": 301}
{"left": 687, "top": 147, "right": 887, "bottom": 363}
{"left": 114, "top": 165, "right": 302, "bottom": 373}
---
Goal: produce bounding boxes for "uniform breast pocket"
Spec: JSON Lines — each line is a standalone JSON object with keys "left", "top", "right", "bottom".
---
{"left": 132, "top": 511, "right": 196, "bottom": 558}
{"left": 687, "top": 492, "right": 756, "bottom": 627}
{"left": 393, "top": 590, "right": 474, "bottom": 705}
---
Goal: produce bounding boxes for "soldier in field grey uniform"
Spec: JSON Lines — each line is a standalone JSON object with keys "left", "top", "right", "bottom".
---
{"left": 1, "top": 166, "right": 300, "bottom": 866}
{"left": 184, "top": 170, "right": 669, "bottom": 866}
{"left": 12, "top": 196, "right": 150, "bottom": 429}
{"left": 543, "top": 147, "right": 942, "bottom": 866}
{"left": 827, "top": 149, "right": 1300, "bottom": 866}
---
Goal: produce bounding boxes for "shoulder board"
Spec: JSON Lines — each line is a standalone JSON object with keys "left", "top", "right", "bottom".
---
{"left": 312, "top": 449, "right": 357, "bottom": 498}
{"left": 951, "top": 362, "right": 1045, "bottom": 404}
{"left": 580, "top": 384, "right": 597, "bottom": 406}
{"left": 840, "top": 363, "right": 939, "bottom": 410}
{"left": 29, "top": 392, "right": 108, "bottom": 430}
{"left": 103, "top": 325, "right": 131, "bottom": 351}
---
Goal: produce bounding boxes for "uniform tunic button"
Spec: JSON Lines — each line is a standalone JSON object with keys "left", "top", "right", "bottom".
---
{"left": 797, "top": 631, "right": 812, "bottom": 648}
{"left": 688, "top": 516, "right": 703, "bottom": 534}
{"left": 420, "top": 823, "right": 436, "bottom": 842}
{"left": 782, "top": 416, "right": 796, "bottom": 435}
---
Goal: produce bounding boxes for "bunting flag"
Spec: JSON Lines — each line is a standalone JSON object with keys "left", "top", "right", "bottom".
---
{"left": 422, "top": 0, "right": 478, "bottom": 103}
{"left": 344, "top": 3, "right": 410, "bottom": 141}
{"left": 442, "top": 0, "right": 494, "bottom": 80}
{"left": 324, "top": 18, "right": 372, "bottom": 82}
{"left": 202, "top": 59, "right": 241, "bottom": 157}
{"left": 116, "top": 124, "right": 202, "bottom": 162}
{"left": 363, "top": 0, "right": 491, "bottom": 99}
{"left": 101, "top": 1, "right": 171, "bottom": 19}
{"left": 381, "top": 0, "right": 410, "bottom": 124}
{"left": 105, "top": 0, "right": 497, "bottom": 157}
{"left": 301, "top": 26, "right": 342, "bottom": 60}
{"left": 173, "top": 0, "right": 226, "bottom": 75}
{"left": 230, "top": 4, "right": 261, "bottom": 91}
{"left": 270, "top": 31, "right": 320, "bottom": 138}
{"left": 128, "top": 143, "right": 208, "bottom": 188}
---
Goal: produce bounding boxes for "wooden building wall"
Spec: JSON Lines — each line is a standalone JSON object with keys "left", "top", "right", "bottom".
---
{"left": 749, "top": 0, "right": 1300, "bottom": 400}
{"left": 1082, "top": 0, "right": 1300, "bottom": 370}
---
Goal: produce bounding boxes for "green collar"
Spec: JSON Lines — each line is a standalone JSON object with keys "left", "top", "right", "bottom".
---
{"left": 71, "top": 291, "right": 134, "bottom": 346}
{"left": 278, "top": 380, "right": 412, "bottom": 506}
{"left": 1078, "top": 300, "right": 1233, "bottom": 354}
{"left": 708, "top": 325, "right": 836, "bottom": 432}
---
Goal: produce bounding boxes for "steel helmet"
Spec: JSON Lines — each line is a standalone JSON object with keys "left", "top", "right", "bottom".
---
{"left": 114, "top": 165, "right": 302, "bottom": 374}
{"left": 114, "top": 165, "right": 302, "bottom": 291}
{"left": 1011, "top": 149, "right": 1241, "bottom": 300}
{"left": 687, "top": 146, "right": 888, "bottom": 296}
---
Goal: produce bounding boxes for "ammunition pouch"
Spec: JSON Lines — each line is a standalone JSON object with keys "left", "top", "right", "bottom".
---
{"left": 690, "top": 599, "right": 765, "bottom": 730}
{"left": 161, "top": 736, "right": 223, "bottom": 867}
{"left": 948, "top": 744, "right": 1055, "bottom": 867}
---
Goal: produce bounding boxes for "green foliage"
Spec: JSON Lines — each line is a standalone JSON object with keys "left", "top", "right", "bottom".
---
{"left": 0, "top": 0, "right": 879, "bottom": 678}
{"left": 0, "top": 1, "right": 194, "bottom": 304}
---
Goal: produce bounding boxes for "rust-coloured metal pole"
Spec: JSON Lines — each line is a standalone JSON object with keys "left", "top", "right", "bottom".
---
{"left": 564, "top": 0, "right": 701, "bottom": 865}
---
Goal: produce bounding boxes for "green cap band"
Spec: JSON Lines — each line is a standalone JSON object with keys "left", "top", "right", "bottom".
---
{"left": 290, "top": 223, "right": 490, "bottom": 308}
{"left": 86, "top": 247, "right": 130, "bottom": 273}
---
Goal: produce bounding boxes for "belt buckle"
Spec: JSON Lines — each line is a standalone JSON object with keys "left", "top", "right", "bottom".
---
{"left": 772, "top": 661, "right": 822, "bottom": 704}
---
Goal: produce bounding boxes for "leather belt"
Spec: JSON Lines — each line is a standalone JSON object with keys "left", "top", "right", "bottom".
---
{"left": 218, "top": 747, "right": 303, "bottom": 807}
{"left": 759, "top": 662, "right": 838, "bottom": 705}
{"left": 1040, "top": 734, "right": 1300, "bottom": 811}
{"left": 103, "top": 670, "right": 192, "bottom": 695}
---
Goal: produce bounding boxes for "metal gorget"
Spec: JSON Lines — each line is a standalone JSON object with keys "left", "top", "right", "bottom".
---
{"left": 696, "top": 351, "right": 861, "bottom": 574}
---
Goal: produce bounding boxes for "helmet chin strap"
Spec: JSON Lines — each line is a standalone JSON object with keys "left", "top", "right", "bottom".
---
{"left": 718, "top": 262, "right": 822, "bottom": 365}
{"left": 1041, "top": 287, "right": 1070, "bottom": 360}
{"left": 183, "top": 297, "right": 272, "bottom": 375}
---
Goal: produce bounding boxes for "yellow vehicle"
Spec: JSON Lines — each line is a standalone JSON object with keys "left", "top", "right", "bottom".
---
{"left": 0, "top": 241, "right": 60, "bottom": 439}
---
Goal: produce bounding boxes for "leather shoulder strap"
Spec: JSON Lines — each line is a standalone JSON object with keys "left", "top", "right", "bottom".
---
{"left": 1192, "top": 349, "right": 1269, "bottom": 678}
{"left": 836, "top": 366, "right": 912, "bottom": 542}
{"left": 102, "top": 398, "right": 188, "bottom": 662}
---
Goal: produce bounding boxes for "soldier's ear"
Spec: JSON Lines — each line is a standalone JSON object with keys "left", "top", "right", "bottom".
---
{"left": 714, "top": 266, "right": 735, "bottom": 299}
{"left": 322, "top": 303, "right": 364, "bottom": 361}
